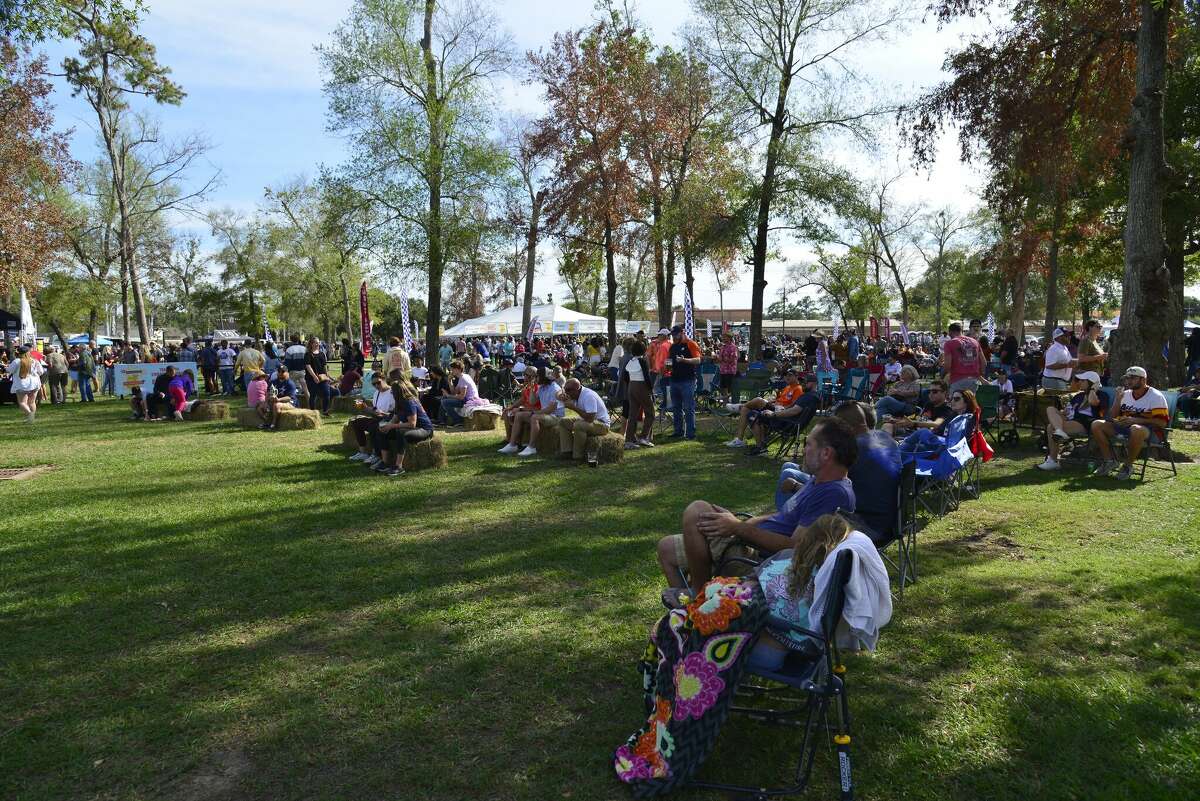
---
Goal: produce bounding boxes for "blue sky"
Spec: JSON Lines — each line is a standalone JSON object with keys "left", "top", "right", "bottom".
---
{"left": 39, "top": 0, "right": 987, "bottom": 309}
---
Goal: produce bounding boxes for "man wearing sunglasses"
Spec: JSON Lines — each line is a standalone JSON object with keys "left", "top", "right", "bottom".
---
{"left": 1089, "top": 366, "right": 1168, "bottom": 480}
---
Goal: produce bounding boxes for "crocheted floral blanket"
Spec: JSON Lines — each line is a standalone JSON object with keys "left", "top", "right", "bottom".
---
{"left": 613, "top": 577, "right": 768, "bottom": 797}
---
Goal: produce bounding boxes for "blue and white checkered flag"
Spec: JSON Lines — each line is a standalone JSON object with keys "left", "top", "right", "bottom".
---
{"left": 683, "top": 286, "right": 695, "bottom": 339}
{"left": 985, "top": 312, "right": 995, "bottom": 342}
{"left": 400, "top": 289, "right": 413, "bottom": 351}
{"left": 900, "top": 322, "right": 910, "bottom": 344}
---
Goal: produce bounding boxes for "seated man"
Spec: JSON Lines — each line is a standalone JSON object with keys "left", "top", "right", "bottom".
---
{"left": 265, "top": 366, "right": 299, "bottom": 429}
{"left": 1090, "top": 365, "right": 1169, "bottom": 480}
{"left": 556, "top": 378, "right": 611, "bottom": 461}
{"left": 881, "top": 379, "right": 951, "bottom": 438}
{"left": 831, "top": 401, "right": 901, "bottom": 542}
{"left": 724, "top": 370, "right": 817, "bottom": 449}
{"left": 657, "top": 417, "right": 858, "bottom": 595}
{"left": 336, "top": 366, "right": 362, "bottom": 398}
{"left": 498, "top": 365, "right": 542, "bottom": 454}
{"left": 144, "top": 366, "right": 176, "bottom": 420}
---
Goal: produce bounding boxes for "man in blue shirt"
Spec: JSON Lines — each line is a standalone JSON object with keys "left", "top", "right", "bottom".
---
{"left": 834, "top": 401, "right": 902, "bottom": 541}
{"left": 657, "top": 417, "right": 859, "bottom": 594}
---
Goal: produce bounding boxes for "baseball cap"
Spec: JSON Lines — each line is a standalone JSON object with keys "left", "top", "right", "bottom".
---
{"left": 657, "top": 328, "right": 670, "bottom": 337}
{"left": 1052, "top": 327, "right": 1069, "bottom": 339}
{"left": 670, "top": 325, "right": 684, "bottom": 335}
{"left": 1073, "top": 370, "right": 1101, "bottom": 385}
{"left": 1123, "top": 365, "right": 1147, "bottom": 379}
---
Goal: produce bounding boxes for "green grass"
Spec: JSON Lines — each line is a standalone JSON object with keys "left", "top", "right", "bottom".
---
{"left": 1, "top": 397, "right": 1198, "bottom": 801}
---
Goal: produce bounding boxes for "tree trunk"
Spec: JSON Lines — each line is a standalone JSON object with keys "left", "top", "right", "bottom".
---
{"left": 522, "top": 190, "right": 542, "bottom": 333}
{"left": 750, "top": 85, "right": 790, "bottom": 358}
{"left": 87, "top": 308, "right": 98, "bottom": 349}
{"left": 1043, "top": 196, "right": 1064, "bottom": 340}
{"left": 1110, "top": 0, "right": 1171, "bottom": 386}
{"left": 604, "top": 217, "right": 617, "bottom": 347}
{"left": 339, "top": 267, "right": 354, "bottom": 345}
{"left": 421, "top": 0, "right": 444, "bottom": 357}
{"left": 120, "top": 262, "right": 129, "bottom": 341}
{"left": 664, "top": 235, "right": 676, "bottom": 328}
{"left": 1010, "top": 269, "right": 1029, "bottom": 339}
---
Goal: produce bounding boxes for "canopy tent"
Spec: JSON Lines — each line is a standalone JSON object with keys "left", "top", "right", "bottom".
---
{"left": 1185, "top": 320, "right": 1199, "bottom": 330}
{"left": 442, "top": 304, "right": 650, "bottom": 338}
{"left": 67, "top": 334, "right": 114, "bottom": 346}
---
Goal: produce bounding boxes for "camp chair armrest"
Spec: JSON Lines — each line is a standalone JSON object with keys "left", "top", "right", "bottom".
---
{"left": 765, "top": 615, "right": 825, "bottom": 642}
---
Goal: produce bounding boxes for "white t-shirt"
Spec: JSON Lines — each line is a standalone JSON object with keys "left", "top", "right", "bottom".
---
{"left": 625, "top": 357, "right": 646, "bottom": 382}
{"left": 373, "top": 388, "right": 396, "bottom": 414}
{"left": 537, "top": 383, "right": 565, "bottom": 417}
{"left": 1117, "top": 386, "right": 1169, "bottom": 425}
{"left": 608, "top": 344, "right": 624, "bottom": 369}
{"left": 411, "top": 366, "right": 429, "bottom": 381}
{"left": 217, "top": 348, "right": 237, "bottom": 367}
{"left": 884, "top": 361, "right": 902, "bottom": 380}
{"left": 574, "top": 386, "right": 610, "bottom": 425}
{"left": 993, "top": 377, "right": 1013, "bottom": 394}
{"left": 1042, "top": 341, "right": 1073, "bottom": 381}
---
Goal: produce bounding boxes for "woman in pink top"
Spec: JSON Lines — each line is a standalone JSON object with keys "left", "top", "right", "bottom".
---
{"left": 718, "top": 337, "right": 739, "bottom": 399}
{"left": 246, "top": 372, "right": 271, "bottom": 428}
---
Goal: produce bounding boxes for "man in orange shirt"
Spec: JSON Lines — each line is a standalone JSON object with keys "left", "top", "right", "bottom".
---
{"left": 724, "top": 370, "right": 818, "bottom": 449}
{"left": 649, "top": 328, "right": 672, "bottom": 407}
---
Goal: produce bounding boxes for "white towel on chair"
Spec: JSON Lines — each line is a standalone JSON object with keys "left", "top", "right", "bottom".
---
{"left": 808, "top": 531, "right": 892, "bottom": 652}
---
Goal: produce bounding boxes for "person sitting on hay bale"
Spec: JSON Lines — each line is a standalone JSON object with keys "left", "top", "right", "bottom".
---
{"left": 440, "top": 360, "right": 481, "bottom": 427}
{"left": 369, "top": 376, "right": 434, "bottom": 477}
{"left": 498, "top": 365, "right": 542, "bottom": 455}
{"left": 657, "top": 417, "right": 857, "bottom": 603}
{"left": 144, "top": 366, "right": 176, "bottom": 421}
{"left": 166, "top": 369, "right": 197, "bottom": 422}
{"left": 556, "top": 378, "right": 611, "bottom": 463}
{"left": 349, "top": 373, "right": 395, "bottom": 466}
{"left": 247, "top": 371, "right": 272, "bottom": 428}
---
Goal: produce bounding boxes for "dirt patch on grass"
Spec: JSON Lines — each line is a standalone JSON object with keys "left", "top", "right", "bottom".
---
{"left": 947, "top": 527, "right": 1030, "bottom": 560}
{"left": 169, "top": 748, "right": 251, "bottom": 801}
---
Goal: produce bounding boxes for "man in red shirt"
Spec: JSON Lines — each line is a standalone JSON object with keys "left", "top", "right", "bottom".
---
{"left": 941, "top": 322, "right": 982, "bottom": 394}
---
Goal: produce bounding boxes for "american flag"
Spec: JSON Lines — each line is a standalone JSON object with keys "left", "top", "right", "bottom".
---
{"left": 400, "top": 288, "right": 412, "bottom": 351}
{"left": 683, "top": 286, "right": 695, "bottom": 339}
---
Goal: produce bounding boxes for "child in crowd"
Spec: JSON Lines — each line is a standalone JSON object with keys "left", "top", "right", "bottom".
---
{"left": 991, "top": 370, "right": 1014, "bottom": 419}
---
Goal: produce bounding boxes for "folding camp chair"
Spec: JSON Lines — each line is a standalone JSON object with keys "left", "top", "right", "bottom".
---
{"left": 974, "top": 384, "right": 1018, "bottom": 446}
{"left": 1112, "top": 389, "right": 1180, "bottom": 481}
{"left": 689, "top": 551, "right": 857, "bottom": 801}
{"left": 1056, "top": 386, "right": 1114, "bottom": 466}
{"left": 834, "top": 372, "right": 870, "bottom": 404}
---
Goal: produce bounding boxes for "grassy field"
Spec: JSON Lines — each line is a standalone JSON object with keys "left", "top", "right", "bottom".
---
{"left": 1, "top": 396, "right": 1198, "bottom": 801}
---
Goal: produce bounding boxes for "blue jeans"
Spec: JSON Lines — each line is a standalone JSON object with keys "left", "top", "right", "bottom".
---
{"left": 306, "top": 377, "right": 332, "bottom": 414}
{"left": 776, "top": 462, "right": 811, "bottom": 512}
{"left": 652, "top": 373, "right": 667, "bottom": 407}
{"left": 78, "top": 376, "right": 95, "bottom": 402}
{"left": 219, "top": 367, "right": 235, "bottom": 394}
{"left": 875, "top": 395, "right": 914, "bottom": 425}
{"left": 441, "top": 397, "right": 466, "bottom": 425}
{"left": 670, "top": 380, "right": 695, "bottom": 437}
{"left": 102, "top": 367, "right": 115, "bottom": 395}
{"left": 746, "top": 641, "right": 787, "bottom": 672}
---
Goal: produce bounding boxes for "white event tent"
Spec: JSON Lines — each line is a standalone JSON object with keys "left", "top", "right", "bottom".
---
{"left": 441, "top": 304, "right": 651, "bottom": 338}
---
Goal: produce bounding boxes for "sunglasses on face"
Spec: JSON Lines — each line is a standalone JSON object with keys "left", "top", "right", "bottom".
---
{"left": 951, "top": 395, "right": 964, "bottom": 401}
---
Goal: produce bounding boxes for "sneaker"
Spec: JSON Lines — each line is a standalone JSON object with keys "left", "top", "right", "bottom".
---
{"left": 497, "top": 443, "right": 520, "bottom": 454}
{"left": 386, "top": 466, "right": 406, "bottom": 477}
{"left": 1092, "top": 459, "right": 1117, "bottom": 477}
{"left": 637, "top": 438, "right": 655, "bottom": 448}
{"left": 1036, "top": 458, "right": 1060, "bottom": 471}
{"left": 1115, "top": 464, "right": 1133, "bottom": 481}
{"left": 1052, "top": 428, "right": 1070, "bottom": 443}
{"left": 725, "top": 438, "right": 746, "bottom": 447}
{"left": 724, "top": 403, "right": 741, "bottom": 413}
{"left": 348, "top": 452, "right": 367, "bottom": 461}
{"left": 364, "top": 455, "right": 381, "bottom": 467}
{"left": 624, "top": 441, "right": 640, "bottom": 450}
{"left": 258, "top": 423, "right": 270, "bottom": 430}
{"left": 371, "top": 462, "right": 391, "bottom": 473}
{"left": 517, "top": 445, "right": 538, "bottom": 457}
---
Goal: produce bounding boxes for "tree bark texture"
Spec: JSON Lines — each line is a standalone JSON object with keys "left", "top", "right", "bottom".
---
{"left": 522, "top": 190, "right": 543, "bottom": 336}
{"left": 604, "top": 217, "right": 617, "bottom": 347}
{"left": 421, "top": 0, "right": 445, "bottom": 356}
{"left": 1043, "top": 196, "right": 1064, "bottom": 340}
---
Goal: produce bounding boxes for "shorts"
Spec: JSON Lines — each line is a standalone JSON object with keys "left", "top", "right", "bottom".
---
{"left": 667, "top": 533, "right": 756, "bottom": 576}
{"left": 1112, "top": 423, "right": 1163, "bottom": 444}
{"left": 719, "top": 373, "right": 735, "bottom": 390}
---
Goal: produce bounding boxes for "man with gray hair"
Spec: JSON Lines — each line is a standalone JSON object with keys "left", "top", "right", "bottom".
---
{"left": 44, "top": 345, "right": 69, "bottom": 404}
{"left": 556, "top": 378, "right": 611, "bottom": 462}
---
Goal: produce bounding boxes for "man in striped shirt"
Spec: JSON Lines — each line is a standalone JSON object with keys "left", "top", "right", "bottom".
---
{"left": 1090, "top": 366, "right": 1169, "bottom": 480}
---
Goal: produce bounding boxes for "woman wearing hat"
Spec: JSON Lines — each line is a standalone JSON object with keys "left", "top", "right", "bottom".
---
{"left": 1036, "top": 370, "right": 1103, "bottom": 470}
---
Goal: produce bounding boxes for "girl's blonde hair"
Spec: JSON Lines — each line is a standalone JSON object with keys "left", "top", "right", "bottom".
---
{"left": 391, "top": 376, "right": 419, "bottom": 402}
{"left": 18, "top": 353, "right": 32, "bottom": 379}
{"left": 788, "top": 513, "right": 851, "bottom": 597}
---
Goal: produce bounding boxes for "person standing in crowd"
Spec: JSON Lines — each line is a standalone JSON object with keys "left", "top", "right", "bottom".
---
{"left": 45, "top": 345, "right": 68, "bottom": 405}
{"left": 1187, "top": 326, "right": 1200, "bottom": 376}
{"left": 76, "top": 343, "right": 96, "bottom": 403}
{"left": 623, "top": 339, "right": 655, "bottom": 449}
{"left": 717, "top": 335, "right": 738, "bottom": 401}
{"left": 217, "top": 340, "right": 237, "bottom": 394}
{"left": 371, "top": 376, "right": 434, "bottom": 477}
{"left": 178, "top": 337, "right": 196, "bottom": 363}
{"left": 100, "top": 346, "right": 116, "bottom": 395}
{"left": 942, "top": 322, "right": 982, "bottom": 394}
{"left": 7, "top": 346, "right": 44, "bottom": 422}
{"left": 235, "top": 339, "right": 264, "bottom": 392}
{"left": 303, "top": 337, "right": 334, "bottom": 416}
{"left": 438, "top": 339, "right": 453, "bottom": 369}
{"left": 120, "top": 341, "right": 138, "bottom": 364}
{"left": 1041, "top": 328, "right": 1075, "bottom": 391}
{"left": 667, "top": 324, "right": 701, "bottom": 439}
{"left": 198, "top": 341, "right": 219, "bottom": 395}
{"left": 386, "top": 336, "right": 412, "bottom": 378}
{"left": 1075, "top": 320, "right": 1106, "bottom": 375}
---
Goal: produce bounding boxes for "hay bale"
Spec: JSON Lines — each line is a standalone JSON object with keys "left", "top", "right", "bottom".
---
{"left": 465, "top": 409, "right": 501, "bottom": 431}
{"left": 276, "top": 407, "right": 322, "bottom": 431}
{"left": 331, "top": 395, "right": 360, "bottom": 414}
{"left": 533, "top": 423, "right": 624, "bottom": 464}
{"left": 236, "top": 407, "right": 264, "bottom": 429}
{"left": 186, "top": 401, "right": 228, "bottom": 421}
{"left": 402, "top": 436, "right": 447, "bottom": 472}
{"left": 535, "top": 423, "right": 562, "bottom": 456}
{"left": 341, "top": 422, "right": 359, "bottom": 450}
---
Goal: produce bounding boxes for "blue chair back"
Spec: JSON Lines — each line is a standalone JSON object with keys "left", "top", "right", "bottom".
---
{"left": 361, "top": 370, "right": 376, "bottom": 401}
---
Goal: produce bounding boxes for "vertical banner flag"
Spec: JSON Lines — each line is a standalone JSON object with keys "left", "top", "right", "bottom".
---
{"left": 400, "top": 288, "right": 413, "bottom": 352}
{"left": 900, "top": 322, "right": 910, "bottom": 345}
{"left": 683, "top": 286, "right": 695, "bottom": 339}
{"left": 869, "top": 316, "right": 879, "bottom": 339}
{"left": 526, "top": 316, "right": 540, "bottom": 340}
{"left": 706, "top": 318, "right": 712, "bottom": 339}
{"left": 985, "top": 312, "right": 996, "bottom": 342}
{"left": 19, "top": 286, "right": 36, "bottom": 343}
{"left": 816, "top": 336, "right": 832, "bottom": 372}
{"left": 359, "top": 281, "right": 373, "bottom": 357}
{"left": 884, "top": 317, "right": 892, "bottom": 340}
{"left": 262, "top": 310, "right": 271, "bottom": 342}
{"left": 413, "top": 318, "right": 419, "bottom": 343}
{"left": 832, "top": 320, "right": 840, "bottom": 340}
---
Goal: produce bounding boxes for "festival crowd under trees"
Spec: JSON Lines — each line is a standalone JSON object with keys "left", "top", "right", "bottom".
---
{"left": 1, "top": 0, "right": 1198, "bottom": 383}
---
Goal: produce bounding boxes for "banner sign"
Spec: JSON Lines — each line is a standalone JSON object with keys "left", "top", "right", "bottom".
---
{"left": 576, "top": 320, "right": 605, "bottom": 334}
{"left": 400, "top": 288, "right": 412, "bottom": 352}
{"left": 869, "top": 316, "right": 879, "bottom": 339}
{"left": 884, "top": 317, "right": 892, "bottom": 340}
{"left": 360, "top": 281, "right": 373, "bottom": 356}
{"left": 114, "top": 362, "right": 198, "bottom": 398}
{"left": 552, "top": 320, "right": 575, "bottom": 334}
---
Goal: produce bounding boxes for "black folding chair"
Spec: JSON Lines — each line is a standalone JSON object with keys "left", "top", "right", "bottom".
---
{"left": 689, "top": 550, "right": 857, "bottom": 801}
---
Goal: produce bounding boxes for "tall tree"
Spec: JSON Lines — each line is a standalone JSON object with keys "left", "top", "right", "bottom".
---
{"left": 693, "top": 0, "right": 903, "bottom": 357}
{"left": 502, "top": 116, "right": 550, "bottom": 333}
{"left": 321, "top": 0, "right": 512, "bottom": 356}
{"left": 59, "top": 0, "right": 185, "bottom": 344}
{"left": 913, "top": 206, "right": 978, "bottom": 333}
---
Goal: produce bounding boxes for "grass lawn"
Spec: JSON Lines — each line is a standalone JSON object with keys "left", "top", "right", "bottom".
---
{"left": 2, "top": 397, "right": 1198, "bottom": 801}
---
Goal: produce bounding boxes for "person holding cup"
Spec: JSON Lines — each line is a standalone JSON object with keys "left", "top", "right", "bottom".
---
{"left": 667, "top": 324, "right": 702, "bottom": 439}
